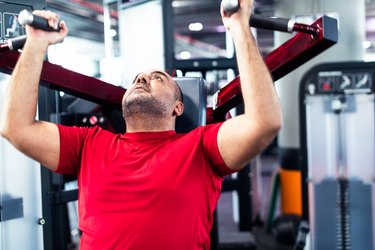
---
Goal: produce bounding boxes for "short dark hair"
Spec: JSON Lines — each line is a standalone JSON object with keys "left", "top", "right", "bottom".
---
{"left": 174, "top": 81, "right": 184, "bottom": 103}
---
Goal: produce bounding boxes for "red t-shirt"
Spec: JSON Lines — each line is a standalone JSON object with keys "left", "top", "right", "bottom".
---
{"left": 56, "top": 122, "right": 234, "bottom": 250}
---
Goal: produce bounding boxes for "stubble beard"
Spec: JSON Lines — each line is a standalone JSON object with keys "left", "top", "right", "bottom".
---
{"left": 122, "top": 94, "right": 170, "bottom": 119}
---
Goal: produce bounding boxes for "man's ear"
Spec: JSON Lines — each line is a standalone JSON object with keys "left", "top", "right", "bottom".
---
{"left": 172, "top": 102, "right": 184, "bottom": 117}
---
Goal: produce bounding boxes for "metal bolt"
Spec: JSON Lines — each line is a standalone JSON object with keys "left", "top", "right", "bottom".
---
{"left": 38, "top": 218, "right": 46, "bottom": 225}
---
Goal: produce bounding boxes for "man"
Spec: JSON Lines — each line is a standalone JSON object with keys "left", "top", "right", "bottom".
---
{"left": 0, "top": 0, "right": 281, "bottom": 249}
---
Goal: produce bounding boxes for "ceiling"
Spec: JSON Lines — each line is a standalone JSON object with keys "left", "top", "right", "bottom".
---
{"left": 46, "top": 0, "right": 275, "bottom": 56}
{"left": 45, "top": 0, "right": 375, "bottom": 59}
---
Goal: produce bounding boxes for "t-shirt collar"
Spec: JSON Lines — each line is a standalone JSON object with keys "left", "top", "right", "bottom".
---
{"left": 121, "top": 130, "right": 176, "bottom": 140}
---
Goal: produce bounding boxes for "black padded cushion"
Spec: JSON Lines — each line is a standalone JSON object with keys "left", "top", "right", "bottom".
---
{"left": 174, "top": 77, "right": 207, "bottom": 133}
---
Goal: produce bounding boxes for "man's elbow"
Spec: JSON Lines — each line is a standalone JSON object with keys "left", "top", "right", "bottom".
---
{"left": 0, "top": 121, "right": 18, "bottom": 143}
{"left": 0, "top": 121, "right": 9, "bottom": 139}
{"left": 0, "top": 126, "right": 13, "bottom": 143}
{"left": 261, "top": 114, "right": 282, "bottom": 144}
{"left": 0, "top": 112, "right": 10, "bottom": 137}
{"left": 269, "top": 115, "right": 283, "bottom": 139}
{"left": 270, "top": 115, "right": 282, "bottom": 136}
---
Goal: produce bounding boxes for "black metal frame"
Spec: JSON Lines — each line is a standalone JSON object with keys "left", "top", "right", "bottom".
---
{"left": 38, "top": 86, "right": 78, "bottom": 250}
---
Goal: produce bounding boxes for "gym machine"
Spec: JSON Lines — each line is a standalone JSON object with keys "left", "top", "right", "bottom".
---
{"left": 299, "top": 61, "right": 375, "bottom": 249}
{"left": 0, "top": 1, "right": 338, "bottom": 249}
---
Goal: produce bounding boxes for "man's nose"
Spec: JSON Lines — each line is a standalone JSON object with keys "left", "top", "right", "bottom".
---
{"left": 137, "top": 73, "right": 150, "bottom": 84}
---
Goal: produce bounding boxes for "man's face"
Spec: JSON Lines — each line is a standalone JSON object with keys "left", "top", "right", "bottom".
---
{"left": 122, "top": 70, "right": 180, "bottom": 118}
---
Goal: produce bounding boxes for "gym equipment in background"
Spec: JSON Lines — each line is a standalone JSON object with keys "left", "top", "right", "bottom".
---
{"left": 299, "top": 61, "right": 375, "bottom": 249}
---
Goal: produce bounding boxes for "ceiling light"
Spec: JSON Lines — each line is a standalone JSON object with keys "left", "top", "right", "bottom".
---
{"left": 179, "top": 51, "right": 191, "bottom": 59}
{"left": 216, "top": 25, "right": 227, "bottom": 33}
{"left": 110, "top": 29, "right": 117, "bottom": 38}
{"left": 189, "top": 22, "right": 203, "bottom": 31}
{"left": 363, "top": 41, "right": 372, "bottom": 49}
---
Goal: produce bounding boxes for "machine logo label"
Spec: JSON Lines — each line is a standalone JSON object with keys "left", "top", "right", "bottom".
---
{"left": 3, "top": 12, "right": 25, "bottom": 40}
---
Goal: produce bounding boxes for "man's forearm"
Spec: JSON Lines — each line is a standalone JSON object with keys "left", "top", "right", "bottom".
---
{"left": 232, "top": 24, "right": 281, "bottom": 130}
{"left": 0, "top": 41, "right": 47, "bottom": 138}
{"left": 216, "top": 0, "right": 281, "bottom": 171}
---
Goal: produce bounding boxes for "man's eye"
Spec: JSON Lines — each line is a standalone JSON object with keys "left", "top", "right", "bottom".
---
{"left": 151, "top": 75, "right": 162, "bottom": 81}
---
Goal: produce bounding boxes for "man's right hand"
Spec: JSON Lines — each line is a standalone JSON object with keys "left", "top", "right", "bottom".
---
{"left": 220, "top": 0, "right": 253, "bottom": 34}
{"left": 24, "top": 10, "right": 69, "bottom": 52}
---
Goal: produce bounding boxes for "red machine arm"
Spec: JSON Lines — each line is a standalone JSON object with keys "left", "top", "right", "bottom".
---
{"left": 0, "top": 51, "right": 125, "bottom": 110}
{"left": 210, "top": 15, "right": 338, "bottom": 122}
{"left": 0, "top": 15, "right": 338, "bottom": 121}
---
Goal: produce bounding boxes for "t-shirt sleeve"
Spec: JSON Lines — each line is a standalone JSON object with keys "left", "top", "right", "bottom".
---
{"left": 201, "top": 122, "right": 236, "bottom": 177}
{"left": 56, "top": 124, "right": 90, "bottom": 175}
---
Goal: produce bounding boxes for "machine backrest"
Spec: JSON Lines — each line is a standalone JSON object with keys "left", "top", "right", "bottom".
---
{"left": 174, "top": 77, "right": 207, "bottom": 133}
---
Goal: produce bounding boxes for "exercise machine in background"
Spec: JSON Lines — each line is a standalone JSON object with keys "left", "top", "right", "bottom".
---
{"left": 299, "top": 61, "right": 375, "bottom": 249}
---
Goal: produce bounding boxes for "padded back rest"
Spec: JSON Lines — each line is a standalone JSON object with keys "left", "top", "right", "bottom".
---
{"left": 174, "top": 77, "right": 207, "bottom": 133}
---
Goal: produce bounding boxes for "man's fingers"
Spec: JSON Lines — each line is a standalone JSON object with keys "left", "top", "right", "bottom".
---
{"left": 32, "top": 10, "right": 59, "bottom": 29}
{"left": 59, "top": 20, "right": 69, "bottom": 36}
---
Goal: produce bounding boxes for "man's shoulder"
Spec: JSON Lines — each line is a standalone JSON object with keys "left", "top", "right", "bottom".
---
{"left": 62, "top": 125, "right": 119, "bottom": 141}
{"left": 176, "top": 122, "right": 224, "bottom": 139}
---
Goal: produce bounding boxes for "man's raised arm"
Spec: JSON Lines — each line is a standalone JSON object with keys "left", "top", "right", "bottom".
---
{"left": 0, "top": 10, "right": 68, "bottom": 171}
{"left": 217, "top": 0, "right": 282, "bottom": 171}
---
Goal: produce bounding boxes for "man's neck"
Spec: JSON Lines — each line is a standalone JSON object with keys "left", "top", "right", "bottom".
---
{"left": 125, "top": 114, "right": 175, "bottom": 133}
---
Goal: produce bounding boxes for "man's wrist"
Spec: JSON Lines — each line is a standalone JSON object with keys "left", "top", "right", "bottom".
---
{"left": 23, "top": 37, "right": 49, "bottom": 56}
{"left": 231, "top": 25, "right": 253, "bottom": 45}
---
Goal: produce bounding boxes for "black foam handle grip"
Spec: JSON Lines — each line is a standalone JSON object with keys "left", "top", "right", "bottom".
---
{"left": 18, "top": 10, "right": 60, "bottom": 32}
{"left": 9, "top": 35, "right": 27, "bottom": 50}
{"left": 31, "top": 15, "right": 61, "bottom": 32}
{"left": 250, "top": 14, "right": 291, "bottom": 32}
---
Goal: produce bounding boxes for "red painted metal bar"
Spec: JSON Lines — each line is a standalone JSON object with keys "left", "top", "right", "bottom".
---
{"left": 0, "top": 15, "right": 337, "bottom": 121}
{"left": 211, "top": 15, "right": 338, "bottom": 122}
{"left": 0, "top": 51, "right": 125, "bottom": 109}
